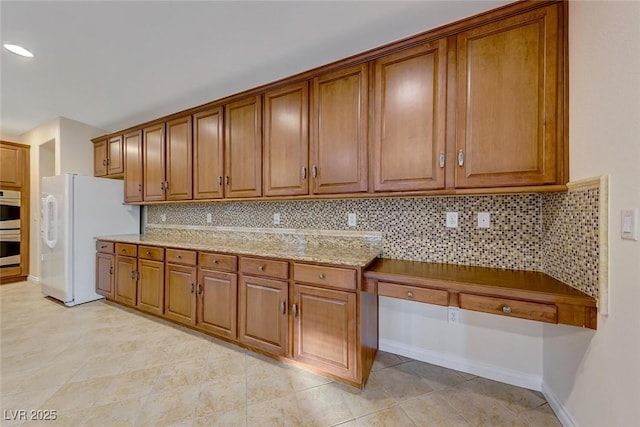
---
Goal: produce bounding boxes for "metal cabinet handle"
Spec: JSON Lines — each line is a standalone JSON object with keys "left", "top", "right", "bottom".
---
{"left": 318, "top": 273, "right": 325, "bottom": 279}
{"left": 146, "top": 251, "right": 151, "bottom": 255}
{"left": 100, "top": 245, "right": 107, "bottom": 249}
{"left": 138, "top": 184, "right": 142, "bottom": 192}
{"left": 280, "top": 301, "right": 286, "bottom": 315}
{"left": 218, "top": 176, "right": 222, "bottom": 186}
{"left": 102, "top": 159, "right": 107, "bottom": 166}
{"left": 502, "top": 306, "right": 512, "bottom": 314}
{"left": 136, "top": 271, "right": 140, "bottom": 280}
{"left": 311, "top": 165, "right": 317, "bottom": 178}
{"left": 164, "top": 181, "right": 169, "bottom": 190}
{"left": 258, "top": 265, "right": 264, "bottom": 271}
{"left": 130, "top": 270, "right": 135, "bottom": 279}
{"left": 211, "top": 259, "right": 218, "bottom": 264}
{"left": 160, "top": 182, "right": 165, "bottom": 190}
{"left": 190, "top": 283, "right": 194, "bottom": 293}
{"left": 292, "top": 303, "right": 298, "bottom": 318}
{"left": 439, "top": 152, "right": 445, "bottom": 168}
{"left": 197, "top": 283, "right": 202, "bottom": 295}
{"left": 225, "top": 176, "right": 229, "bottom": 185}
{"left": 458, "top": 150, "right": 464, "bottom": 167}
{"left": 177, "top": 255, "right": 182, "bottom": 259}
{"left": 407, "top": 291, "right": 414, "bottom": 299}
{"left": 109, "top": 266, "right": 113, "bottom": 275}
{"left": 302, "top": 167, "right": 307, "bottom": 179}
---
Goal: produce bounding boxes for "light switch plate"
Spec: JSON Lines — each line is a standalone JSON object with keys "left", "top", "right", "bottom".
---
{"left": 478, "top": 212, "right": 490, "bottom": 228}
{"left": 348, "top": 213, "right": 357, "bottom": 227}
{"left": 160, "top": 213, "right": 166, "bottom": 223}
{"left": 273, "top": 213, "right": 281, "bottom": 225}
{"left": 206, "top": 213, "right": 212, "bottom": 224}
{"left": 446, "top": 212, "right": 458, "bottom": 228}
{"left": 621, "top": 209, "right": 638, "bottom": 241}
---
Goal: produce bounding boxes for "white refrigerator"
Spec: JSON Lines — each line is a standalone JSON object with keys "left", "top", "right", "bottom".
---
{"left": 41, "top": 174, "right": 140, "bottom": 306}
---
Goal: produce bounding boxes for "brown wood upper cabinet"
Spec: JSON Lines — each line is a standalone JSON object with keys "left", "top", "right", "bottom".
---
{"left": 124, "top": 131, "right": 143, "bottom": 203}
{"left": 94, "top": 136, "right": 124, "bottom": 178}
{"left": 143, "top": 117, "right": 193, "bottom": 202}
{"left": 264, "top": 82, "right": 309, "bottom": 196}
{"left": 0, "top": 142, "right": 26, "bottom": 188}
{"left": 193, "top": 107, "right": 224, "bottom": 199}
{"left": 311, "top": 64, "right": 368, "bottom": 194}
{"left": 455, "top": 4, "right": 562, "bottom": 188}
{"left": 225, "top": 96, "right": 262, "bottom": 198}
{"left": 372, "top": 40, "right": 447, "bottom": 192}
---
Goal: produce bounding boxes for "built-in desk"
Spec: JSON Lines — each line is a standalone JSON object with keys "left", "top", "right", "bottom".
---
{"left": 364, "top": 259, "right": 597, "bottom": 329}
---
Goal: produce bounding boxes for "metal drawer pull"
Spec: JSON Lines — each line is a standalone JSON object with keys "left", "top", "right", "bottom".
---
{"left": 103, "top": 159, "right": 107, "bottom": 166}
{"left": 302, "top": 167, "right": 307, "bottom": 179}
{"left": 258, "top": 265, "right": 264, "bottom": 271}
{"left": 407, "top": 291, "right": 414, "bottom": 299}
{"left": 109, "top": 267, "right": 113, "bottom": 275}
{"left": 458, "top": 150, "right": 464, "bottom": 167}
{"left": 439, "top": 152, "right": 445, "bottom": 168}
{"left": 280, "top": 301, "right": 286, "bottom": 315}
{"left": 311, "top": 165, "right": 317, "bottom": 178}
{"left": 218, "top": 176, "right": 223, "bottom": 186}
{"left": 211, "top": 259, "right": 218, "bottom": 264}
{"left": 177, "top": 255, "right": 182, "bottom": 259}
{"left": 292, "top": 303, "right": 297, "bottom": 318}
{"left": 146, "top": 251, "right": 151, "bottom": 255}
{"left": 190, "top": 283, "right": 194, "bottom": 293}
{"left": 318, "top": 273, "right": 325, "bottom": 279}
{"left": 502, "top": 306, "right": 512, "bottom": 314}
{"left": 197, "top": 283, "right": 202, "bottom": 295}
{"left": 100, "top": 245, "right": 107, "bottom": 249}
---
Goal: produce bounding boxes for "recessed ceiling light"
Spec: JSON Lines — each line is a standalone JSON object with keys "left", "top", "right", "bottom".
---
{"left": 3, "top": 44, "right": 34, "bottom": 58}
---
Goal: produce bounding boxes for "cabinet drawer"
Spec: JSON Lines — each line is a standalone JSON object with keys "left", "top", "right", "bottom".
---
{"left": 139, "top": 245, "right": 165, "bottom": 261}
{"left": 459, "top": 294, "right": 558, "bottom": 323}
{"left": 166, "top": 249, "right": 197, "bottom": 266}
{"left": 378, "top": 282, "right": 448, "bottom": 306}
{"left": 115, "top": 243, "right": 137, "bottom": 257}
{"left": 96, "top": 240, "right": 114, "bottom": 253}
{"left": 199, "top": 252, "right": 237, "bottom": 272}
{"left": 239, "top": 257, "right": 289, "bottom": 280}
{"left": 293, "top": 263, "right": 356, "bottom": 291}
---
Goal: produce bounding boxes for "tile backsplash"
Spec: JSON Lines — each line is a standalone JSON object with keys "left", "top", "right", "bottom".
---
{"left": 147, "top": 194, "right": 543, "bottom": 270}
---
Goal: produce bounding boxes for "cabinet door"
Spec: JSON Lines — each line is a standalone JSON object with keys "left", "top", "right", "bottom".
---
{"left": 165, "top": 264, "right": 196, "bottom": 325}
{"left": 95, "top": 253, "right": 114, "bottom": 298}
{"left": 143, "top": 123, "right": 166, "bottom": 201}
{"left": 107, "top": 135, "right": 124, "bottom": 175}
{"left": 93, "top": 139, "right": 108, "bottom": 177}
{"left": 311, "top": 64, "right": 368, "bottom": 194}
{"left": 124, "top": 131, "right": 143, "bottom": 203}
{"left": 0, "top": 143, "right": 24, "bottom": 188}
{"left": 166, "top": 116, "right": 193, "bottom": 201}
{"left": 224, "top": 96, "right": 262, "bottom": 198}
{"left": 193, "top": 108, "right": 224, "bottom": 199}
{"left": 137, "top": 259, "right": 164, "bottom": 315}
{"left": 197, "top": 269, "right": 237, "bottom": 340}
{"left": 238, "top": 275, "right": 288, "bottom": 356}
{"left": 373, "top": 40, "right": 447, "bottom": 192}
{"left": 293, "top": 284, "right": 356, "bottom": 380}
{"left": 456, "top": 5, "right": 560, "bottom": 188}
{"left": 115, "top": 255, "right": 137, "bottom": 306}
{"left": 264, "top": 82, "right": 309, "bottom": 196}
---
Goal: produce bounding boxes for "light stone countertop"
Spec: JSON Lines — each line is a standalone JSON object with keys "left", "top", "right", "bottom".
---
{"left": 98, "top": 227, "right": 383, "bottom": 267}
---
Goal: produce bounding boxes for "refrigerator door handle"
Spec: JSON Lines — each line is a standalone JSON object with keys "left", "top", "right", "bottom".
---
{"left": 42, "top": 194, "right": 58, "bottom": 249}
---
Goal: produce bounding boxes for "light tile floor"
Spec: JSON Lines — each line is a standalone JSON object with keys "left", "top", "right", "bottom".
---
{"left": 1, "top": 282, "right": 562, "bottom": 427}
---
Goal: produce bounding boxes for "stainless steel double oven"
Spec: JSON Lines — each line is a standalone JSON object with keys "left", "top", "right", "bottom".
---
{"left": 0, "top": 190, "right": 21, "bottom": 268}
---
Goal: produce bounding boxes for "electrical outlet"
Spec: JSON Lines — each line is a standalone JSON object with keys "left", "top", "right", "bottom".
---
{"left": 206, "top": 213, "right": 212, "bottom": 224}
{"left": 348, "top": 213, "right": 357, "bottom": 227}
{"left": 478, "top": 212, "right": 490, "bottom": 228}
{"left": 446, "top": 212, "right": 458, "bottom": 228}
{"left": 273, "top": 213, "right": 281, "bottom": 225}
{"left": 161, "top": 213, "right": 166, "bottom": 223}
{"left": 621, "top": 209, "right": 639, "bottom": 240}
{"left": 448, "top": 307, "right": 459, "bottom": 325}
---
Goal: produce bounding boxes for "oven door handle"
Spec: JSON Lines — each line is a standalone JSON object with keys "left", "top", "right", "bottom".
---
{"left": 42, "top": 194, "right": 58, "bottom": 249}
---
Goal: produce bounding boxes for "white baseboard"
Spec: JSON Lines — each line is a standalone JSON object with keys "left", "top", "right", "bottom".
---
{"left": 27, "top": 275, "right": 40, "bottom": 283}
{"left": 542, "top": 382, "right": 577, "bottom": 427}
{"left": 379, "top": 338, "right": 542, "bottom": 391}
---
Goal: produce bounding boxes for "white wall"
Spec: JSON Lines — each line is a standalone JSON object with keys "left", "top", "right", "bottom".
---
{"left": 542, "top": 2, "right": 640, "bottom": 427}
{"left": 0, "top": 133, "right": 23, "bottom": 143}
{"left": 20, "top": 117, "right": 106, "bottom": 280}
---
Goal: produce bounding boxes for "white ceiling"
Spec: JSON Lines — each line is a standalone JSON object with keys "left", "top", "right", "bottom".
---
{"left": 0, "top": 0, "right": 511, "bottom": 137}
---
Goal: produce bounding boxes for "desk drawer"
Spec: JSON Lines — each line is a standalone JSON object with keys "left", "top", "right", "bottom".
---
{"left": 96, "top": 240, "right": 114, "bottom": 254}
{"left": 293, "top": 263, "right": 356, "bottom": 291}
{"left": 239, "top": 257, "right": 288, "bottom": 280}
{"left": 139, "top": 245, "right": 165, "bottom": 261}
{"left": 378, "top": 282, "right": 448, "bottom": 306}
{"left": 166, "top": 249, "right": 197, "bottom": 266}
{"left": 199, "top": 252, "right": 237, "bottom": 272}
{"left": 459, "top": 294, "right": 557, "bottom": 323}
{"left": 115, "top": 243, "right": 137, "bottom": 257}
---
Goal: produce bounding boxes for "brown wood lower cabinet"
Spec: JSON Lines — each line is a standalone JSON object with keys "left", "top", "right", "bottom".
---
{"left": 292, "top": 284, "right": 357, "bottom": 380}
{"left": 164, "top": 263, "right": 197, "bottom": 325}
{"left": 95, "top": 252, "right": 115, "bottom": 299}
{"left": 137, "top": 259, "right": 164, "bottom": 315}
{"left": 114, "top": 255, "right": 137, "bottom": 306}
{"left": 238, "top": 274, "right": 288, "bottom": 356}
{"left": 197, "top": 268, "right": 237, "bottom": 340}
